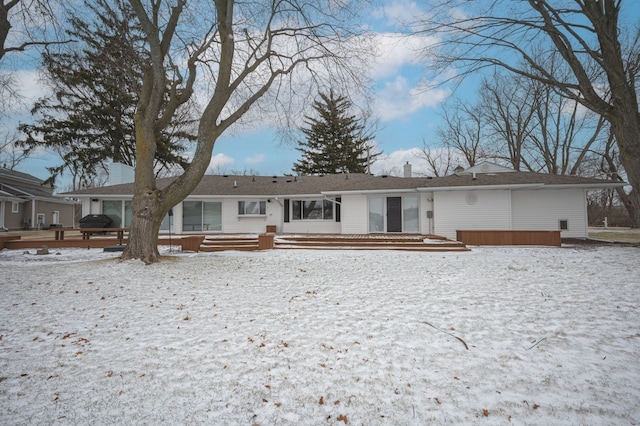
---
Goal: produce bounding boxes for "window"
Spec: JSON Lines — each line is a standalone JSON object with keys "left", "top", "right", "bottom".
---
{"left": 183, "top": 201, "right": 222, "bottom": 232}
{"left": 284, "top": 199, "right": 290, "bottom": 223}
{"left": 292, "top": 199, "right": 333, "bottom": 220}
{"left": 403, "top": 195, "right": 419, "bottom": 233}
{"left": 36, "top": 213, "right": 45, "bottom": 225}
{"left": 368, "top": 197, "right": 384, "bottom": 232}
{"left": 368, "top": 195, "right": 419, "bottom": 233}
{"left": 559, "top": 219, "right": 569, "bottom": 230}
{"left": 102, "top": 200, "right": 123, "bottom": 227}
{"left": 238, "top": 200, "right": 266, "bottom": 216}
{"left": 102, "top": 199, "right": 170, "bottom": 229}
{"left": 11, "top": 202, "right": 19, "bottom": 213}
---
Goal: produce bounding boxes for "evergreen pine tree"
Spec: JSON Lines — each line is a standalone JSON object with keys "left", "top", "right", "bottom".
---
{"left": 18, "top": 0, "right": 195, "bottom": 189}
{"left": 293, "top": 90, "right": 375, "bottom": 175}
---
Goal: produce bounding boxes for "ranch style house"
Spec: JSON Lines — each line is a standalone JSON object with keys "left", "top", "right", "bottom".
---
{"left": 64, "top": 162, "right": 623, "bottom": 242}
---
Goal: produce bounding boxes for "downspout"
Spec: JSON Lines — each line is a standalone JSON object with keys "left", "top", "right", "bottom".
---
{"left": 582, "top": 188, "right": 589, "bottom": 239}
{"left": 323, "top": 196, "right": 342, "bottom": 205}
{"left": 31, "top": 199, "right": 36, "bottom": 230}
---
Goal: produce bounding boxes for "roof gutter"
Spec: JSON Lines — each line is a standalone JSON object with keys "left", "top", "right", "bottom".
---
{"left": 417, "top": 184, "right": 542, "bottom": 192}
{"left": 322, "top": 188, "right": 419, "bottom": 196}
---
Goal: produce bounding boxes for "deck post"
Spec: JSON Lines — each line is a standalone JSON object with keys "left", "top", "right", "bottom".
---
{"left": 258, "top": 233, "right": 275, "bottom": 250}
{"left": 181, "top": 235, "right": 206, "bottom": 252}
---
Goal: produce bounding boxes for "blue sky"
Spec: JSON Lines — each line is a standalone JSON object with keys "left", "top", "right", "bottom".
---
{"left": 8, "top": 0, "right": 637, "bottom": 187}
{"left": 4, "top": 0, "right": 461, "bottom": 187}
{"left": 195, "top": 1, "right": 458, "bottom": 178}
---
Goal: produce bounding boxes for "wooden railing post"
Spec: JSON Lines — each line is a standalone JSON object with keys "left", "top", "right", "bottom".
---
{"left": 258, "top": 233, "right": 275, "bottom": 250}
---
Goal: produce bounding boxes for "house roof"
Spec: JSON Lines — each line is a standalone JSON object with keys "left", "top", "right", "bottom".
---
{"left": 0, "top": 168, "right": 78, "bottom": 203}
{"left": 0, "top": 167, "right": 44, "bottom": 186}
{"left": 64, "top": 168, "right": 624, "bottom": 198}
{"left": 414, "top": 170, "right": 624, "bottom": 191}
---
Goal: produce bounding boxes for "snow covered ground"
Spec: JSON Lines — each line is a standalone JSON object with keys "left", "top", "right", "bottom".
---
{"left": 1, "top": 245, "right": 639, "bottom": 425}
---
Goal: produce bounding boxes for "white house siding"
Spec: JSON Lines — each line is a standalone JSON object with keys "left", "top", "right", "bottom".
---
{"left": 220, "top": 198, "right": 272, "bottom": 234}
{"left": 433, "top": 190, "right": 512, "bottom": 240}
{"left": 266, "top": 199, "right": 283, "bottom": 232}
{"left": 340, "top": 194, "right": 368, "bottom": 234}
{"left": 511, "top": 189, "right": 587, "bottom": 238}
{"left": 420, "top": 192, "right": 434, "bottom": 235}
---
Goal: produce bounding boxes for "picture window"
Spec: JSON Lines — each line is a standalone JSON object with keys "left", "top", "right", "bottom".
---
{"left": 238, "top": 200, "right": 266, "bottom": 216}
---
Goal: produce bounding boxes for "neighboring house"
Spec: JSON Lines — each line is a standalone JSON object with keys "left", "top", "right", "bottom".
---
{"left": 0, "top": 167, "right": 78, "bottom": 231}
{"left": 64, "top": 162, "right": 624, "bottom": 240}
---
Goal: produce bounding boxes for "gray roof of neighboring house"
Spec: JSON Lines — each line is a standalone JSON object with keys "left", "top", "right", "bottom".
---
{"left": 64, "top": 170, "right": 624, "bottom": 198}
{"left": 0, "top": 167, "right": 44, "bottom": 185}
{"left": 0, "top": 168, "right": 77, "bottom": 202}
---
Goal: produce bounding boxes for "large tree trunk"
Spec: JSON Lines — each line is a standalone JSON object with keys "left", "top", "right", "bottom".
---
{"left": 611, "top": 118, "right": 640, "bottom": 228}
{"left": 121, "top": 105, "right": 174, "bottom": 263}
{"left": 124, "top": 190, "right": 165, "bottom": 263}
{"left": 585, "top": 0, "right": 640, "bottom": 227}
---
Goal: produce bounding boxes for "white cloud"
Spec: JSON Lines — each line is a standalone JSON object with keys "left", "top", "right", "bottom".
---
{"left": 14, "top": 69, "right": 49, "bottom": 102}
{"left": 369, "top": 33, "right": 438, "bottom": 80}
{"left": 206, "top": 153, "right": 235, "bottom": 174}
{"left": 1, "top": 69, "right": 50, "bottom": 117}
{"left": 375, "top": 76, "right": 450, "bottom": 121}
{"left": 370, "top": 147, "right": 423, "bottom": 176}
{"left": 371, "top": 146, "right": 474, "bottom": 178}
{"left": 244, "top": 153, "right": 266, "bottom": 165}
{"left": 372, "top": 0, "right": 431, "bottom": 30}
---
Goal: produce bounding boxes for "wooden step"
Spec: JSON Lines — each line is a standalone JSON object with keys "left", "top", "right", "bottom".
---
{"left": 275, "top": 245, "right": 469, "bottom": 252}
{"left": 273, "top": 235, "right": 468, "bottom": 252}
{"left": 199, "top": 236, "right": 259, "bottom": 252}
{"left": 199, "top": 244, "right": 258, "bottom": 252}
{"left": 201, "top": 239, "right": 257, "bottom": 246}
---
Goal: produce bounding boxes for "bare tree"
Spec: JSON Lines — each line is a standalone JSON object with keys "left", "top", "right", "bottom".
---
{"left": 1, "top": 0, "right": 70, "bottom": 156}
{"left": 436, "top": 99, "right": 484, "bottom": 168}
{"left": 479, "top": 72, "right": 538, "bottom": 171}
{"left": 415, "top": 141, "right": 458, "bottom": 177}
{"left": 418, "top": 0, "right": 640, "bottom": 226}
{"left": 432, "top": 65, "right": 608, "bottom": 178}
{"left": 529, "top": 83, "right": 607, "bottom": 176}
{"left": 0, "top": 129, "right": 28, "bottom": 168}
{"left": 123, "top": 0, "right": 371, "bottom": 263}
{"left": 0, "top": 0, "right": 69, "bottom": 60}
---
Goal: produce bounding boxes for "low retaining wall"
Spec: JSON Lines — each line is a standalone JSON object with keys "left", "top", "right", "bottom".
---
{"left": 1, "top": 235, "right": 21, "bottom": 250}
{"left": 456, "top": 230, "right": 562, "bottom": 247}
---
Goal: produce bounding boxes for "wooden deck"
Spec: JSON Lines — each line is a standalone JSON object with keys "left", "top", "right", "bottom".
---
{"left": 2, "top": 231, "right": 469, "bottom": 252}
{"left": 200, "top": 234, "right": 469, "bottom": 252}
{"left": 456, "top": 230, "right": 562, "bottom": 246}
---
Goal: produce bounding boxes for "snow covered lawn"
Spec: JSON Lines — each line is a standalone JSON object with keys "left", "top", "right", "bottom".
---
{"left": 1, "top": 245, "right": 639, "bottom": 425}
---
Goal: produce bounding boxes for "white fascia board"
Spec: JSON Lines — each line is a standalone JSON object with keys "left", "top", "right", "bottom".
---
{"left": 35, "top": 196, "right": 79, "bottom": 205}
{"left": 186, "top": 194, "right": 278, "bottom": 199}
{"left": 0, "top": 195, "right": 24, "bottom": 202}
{"left": 535, "top": 183, "right": 626, "bottom": 190}
{"left": 273, "top": 193, "right": 324, "bottom": 198}
{"left": 74, "top": 194, "right": 132, "bottom": 199}
{"left": 322, "top": 188, "right": 419, "bottom": 196}
{"left": 417, "top": 184, "right": 542, "bottom": 192}
{"left": 417, "top": 182, "right": 625, "bottom": 192}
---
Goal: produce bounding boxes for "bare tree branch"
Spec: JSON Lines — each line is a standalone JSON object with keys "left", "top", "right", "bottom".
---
{"left": 416, "top": 0, "right": 640, "bottom": 226}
